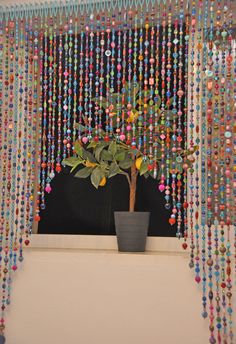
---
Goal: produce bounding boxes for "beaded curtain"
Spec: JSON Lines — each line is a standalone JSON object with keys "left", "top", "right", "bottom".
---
{"left": 0, "top": 0, "right": 235, "bottom": 343}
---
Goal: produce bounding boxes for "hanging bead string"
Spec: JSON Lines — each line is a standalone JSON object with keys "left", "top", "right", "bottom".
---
{"left": 173, "top": 0, "right": 181, "bottom": 237}
{"left": 66, "top": 17, "right": 73, "bottom": 152}
{"left": 45, "top": 16, "right": 53, "bottom": 195}
{"left": 99, "top": 15, "right": 105, "bottom": 140}
{"left": 7, "top": 18, "right": 17, "bottom": 318}
{"left": 176, "top": 0, "right": 185, "bottom": 238}
{"left": 137, "top": 12, "right": 143, "bottom": 150}
{"left": 28, "top": 15, "right": 40, "bottom": 239}
{"left": 182, "top": 4, "right": 190, "bottom": 249}
{"left": 88, "top": 15, "right": 94, "bottom": 140}
{"left": 143, "top": 12, "right": 149, "bottom": 158}
{"left": 35, "top": 17, "right": 44, "bottom": 223}
{"left": 78, "top": 18, "right": 84, "bottom": 140}
{"left": 116, "top": 12, "right": 122, "bottom": 141}
{"left": 165, "top": 1, "right": 173, "bottom": 225}
{"left": 94, "top": 16, "right": 100, "bottom": 141}
{"left": 212, "top": 2, "right": 222, "bottom": 341}
{"left": 0, "top": 19, "right": 11, "bottom": 337}
{"left": 121, "top": 14, "right": 128, "bottom": 144}
{"left": 72, "top": 18, "right": 78, "bottom": 147}
{"left": 128, "top": 11, "right": 135, "bottom": 147}
{"left": 158, "top": 1, "right": 167, "bottom": 195}
{"left": 55, "top": 17, "right": 63, "bottom": 173}
{"left": 224, "top": 6, "right": 233, "bottom": 340}
{"left": 194, "top": 0, "right": 203, "bottom": 292}
{"left": 153, "top": 3, "right": 160, "bottom": 180}
{"left": 110, "top": 14, "right": 116, "bottom": 138}
{"left": 206, "top": 2, "right": 216, "bottom": 343}
{"left": 200, "top": 0, "right": 208, "bottom": 320}
{"left": 63, "top": 18, "right": 69, "bottom": 155}
{"left": 148, "top": 9, "right": 155, "bottom": 172}
{"left": 49, "top": 19, "right": 57, "bottom": 179}
{"left": 188, "top": 0, "right": 196, "bottom": 273}
{"left": 105, "top": 14, "right": 111, "bottom": 141}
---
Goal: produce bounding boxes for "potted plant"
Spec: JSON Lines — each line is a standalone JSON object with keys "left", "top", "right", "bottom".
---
{"left": 63, "top": 82, "right": 195, "bottom": 252}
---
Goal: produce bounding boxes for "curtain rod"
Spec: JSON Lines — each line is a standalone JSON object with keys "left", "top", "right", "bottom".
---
{"left": 1, "top": 0, "right": 179, "bottom": 20}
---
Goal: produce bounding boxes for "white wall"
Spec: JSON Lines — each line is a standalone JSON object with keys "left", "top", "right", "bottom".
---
{"left": 6, "top": 243, "right": 210, "bottom": 344}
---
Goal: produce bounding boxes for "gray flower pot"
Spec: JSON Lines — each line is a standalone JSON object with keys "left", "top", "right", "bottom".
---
{"left": 114, "top": 211, "right": 150, "bottom": 252}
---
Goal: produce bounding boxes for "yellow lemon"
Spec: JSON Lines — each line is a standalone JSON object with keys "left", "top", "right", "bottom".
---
{"left": 85, "top": 161, "right": 97, "bottom": 168}
{"left": 135, "top": 157, "right": 142, "bottom": 170}
{"left": 99, "top": 177, "right": 107, "bottom": 187}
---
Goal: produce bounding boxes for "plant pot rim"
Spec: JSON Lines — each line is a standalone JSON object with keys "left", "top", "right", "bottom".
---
{"left": 114, "top": 211, "right": 150, "bottom": 213}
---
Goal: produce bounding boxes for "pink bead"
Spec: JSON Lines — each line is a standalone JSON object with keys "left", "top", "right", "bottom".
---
{"left": 117, "top": 64, "right": 122, "bottom": 71}
{"left": 119, "top": 134, "right": 126, "bottom": 141}
{"left": 126, "top": 125, "right": 131, "bottom": 131}
{"left": 195, "top": 276, "right": 201, "bottom": 283}
{"left": 45, "top": 185, "right": 52, "bottom": 193}
{"left": 82, "top": 137, "right": 88, "bottom": 144}
{"left": 12, "top": 265, "right": 17, "bottom": 271}
{"left": 159, "top": 184, "right": 165, "bottom": 192}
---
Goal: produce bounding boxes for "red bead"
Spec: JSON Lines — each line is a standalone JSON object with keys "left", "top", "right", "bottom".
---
{"left": 182, "top": 243, "right": 188, "bottom": 250}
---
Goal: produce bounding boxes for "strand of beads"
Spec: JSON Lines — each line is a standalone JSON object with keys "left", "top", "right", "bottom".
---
{"left": 158, "top": 2, "right": 167, "bottom": 196}
{"left": 88, "top": 15, "right": 94, "bottom": 140}
{"left": 62, "top": 18, "right": 69, "bottom": 156}
{"left": 116, "top": 13, "right": 122, "bottom": 141}
{"left": 66, "top": 17, "right": 73, "bottom": 152}
{"left": 94, "top": 17, "right": 100, "bottom": 141}
{"left": 137, "top": 12, "right": 143, "bottom": 150}
{"left": 176, "top": 0, "right": 185, "bottom": 238}
{"left": 188, "top": 1, "right": 196, "bottom": 274}
{"left": 99, "top": 16, "right": 105, "bottom": 140}
{"left": 105, "top": 14, "right": 111, "bottom": 141}
{"left": 194, "top": 0, "right": 203, "bottom": 291}
{"left": 206, "top": 2, "right": 216, "bottom": 343}
{"left": 110, "top": 14, "right": 116, "bottom": 138}
{"left": 148, "top": 9, "right": 155, "bottom": 174}
{"left": 182, "top": 6, "right": 190, "bottom": 249}
{"left": 224, "top": 14, "right": 234, "bottom": 341}
{"left": 200, "top": 0, "right": 209, "bottom": 320}
{"left": 49, "top": 19, "right": 57, "bottom": 179}
{"left": 72, "top": 18, "right": 78, "bottom": 146}
{"left": 166, "top": 1, "right": 174, "bottom": 225}
{"left": 212, "top": 2, "right": 222, "bottom": 340}
{"left": 35, "top": 17, "right": 45, "bottom": 222}
{"left": 142, "top": 13, "right": 149, "bottom": 158}
{"left": 45, "top": 17, "right": 53, "bottom": 195}
{"left": 153, "top": 4, "right": 160, "bottom": 181}
{"left": 7, "top": 18, "right": 17, "bottom": 319}
{"left": 171, "top": 2, "right": 178, "bottom": 237}
{"left": 0, "top": 19, "right": 12, "bottom": 338}
{"left": 122, "top": 15, "right": 128, "bottom": 144}
{"left": 78, "top": 18, "right": 84, "bottom": 140}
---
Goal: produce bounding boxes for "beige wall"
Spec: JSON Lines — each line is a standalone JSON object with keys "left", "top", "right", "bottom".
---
{"left": 6, "top": 246, "right": 211, "bottom": 344}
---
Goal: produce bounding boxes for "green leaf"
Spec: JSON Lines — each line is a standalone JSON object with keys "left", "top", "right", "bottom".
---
{"left": 82, "top": 150, "right": 97, "bottom": 163}
{"left": 143, "top": 172, "right": 150, "bottom": 179}
{"left": 63, "top": 157, "right": 82, "bottom": 167}
{"left": 75, "top": 167, "right": 92, "bottom": 178}
{"left": 108, "top": 141, "right": 117, "bottom": 156}
{"left": 74, "top": 142, "right": 83, "bottom": 156}
{"left": 139, "top": 160, "right": 149, "bottom": 176}
{"left": 119, "top": 157, "right": 133, "bottom": 170}
{"left": 108, "top": 162, "right": 120, "bottom": 178}
{"left": 95, "top": 145, "right": 105, "bottom": 161}
{"left": 101, "top": 149, "right": 113, "bottom": 161}
{"left": 71, "top": 159, "right": 84, "bottom": 173}
{"left": 91, "top": 167, "right": 105, "bottom": 189}
{"left": 114, "top": 151, "right": 126, "bottom": 162}
{"left": 87, "top": 141, "right": 99, "bottom": 149}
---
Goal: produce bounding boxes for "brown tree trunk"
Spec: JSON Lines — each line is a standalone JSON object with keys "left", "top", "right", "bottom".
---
{"left": 129, "top": 161, "right": 137, "bottom": 212}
